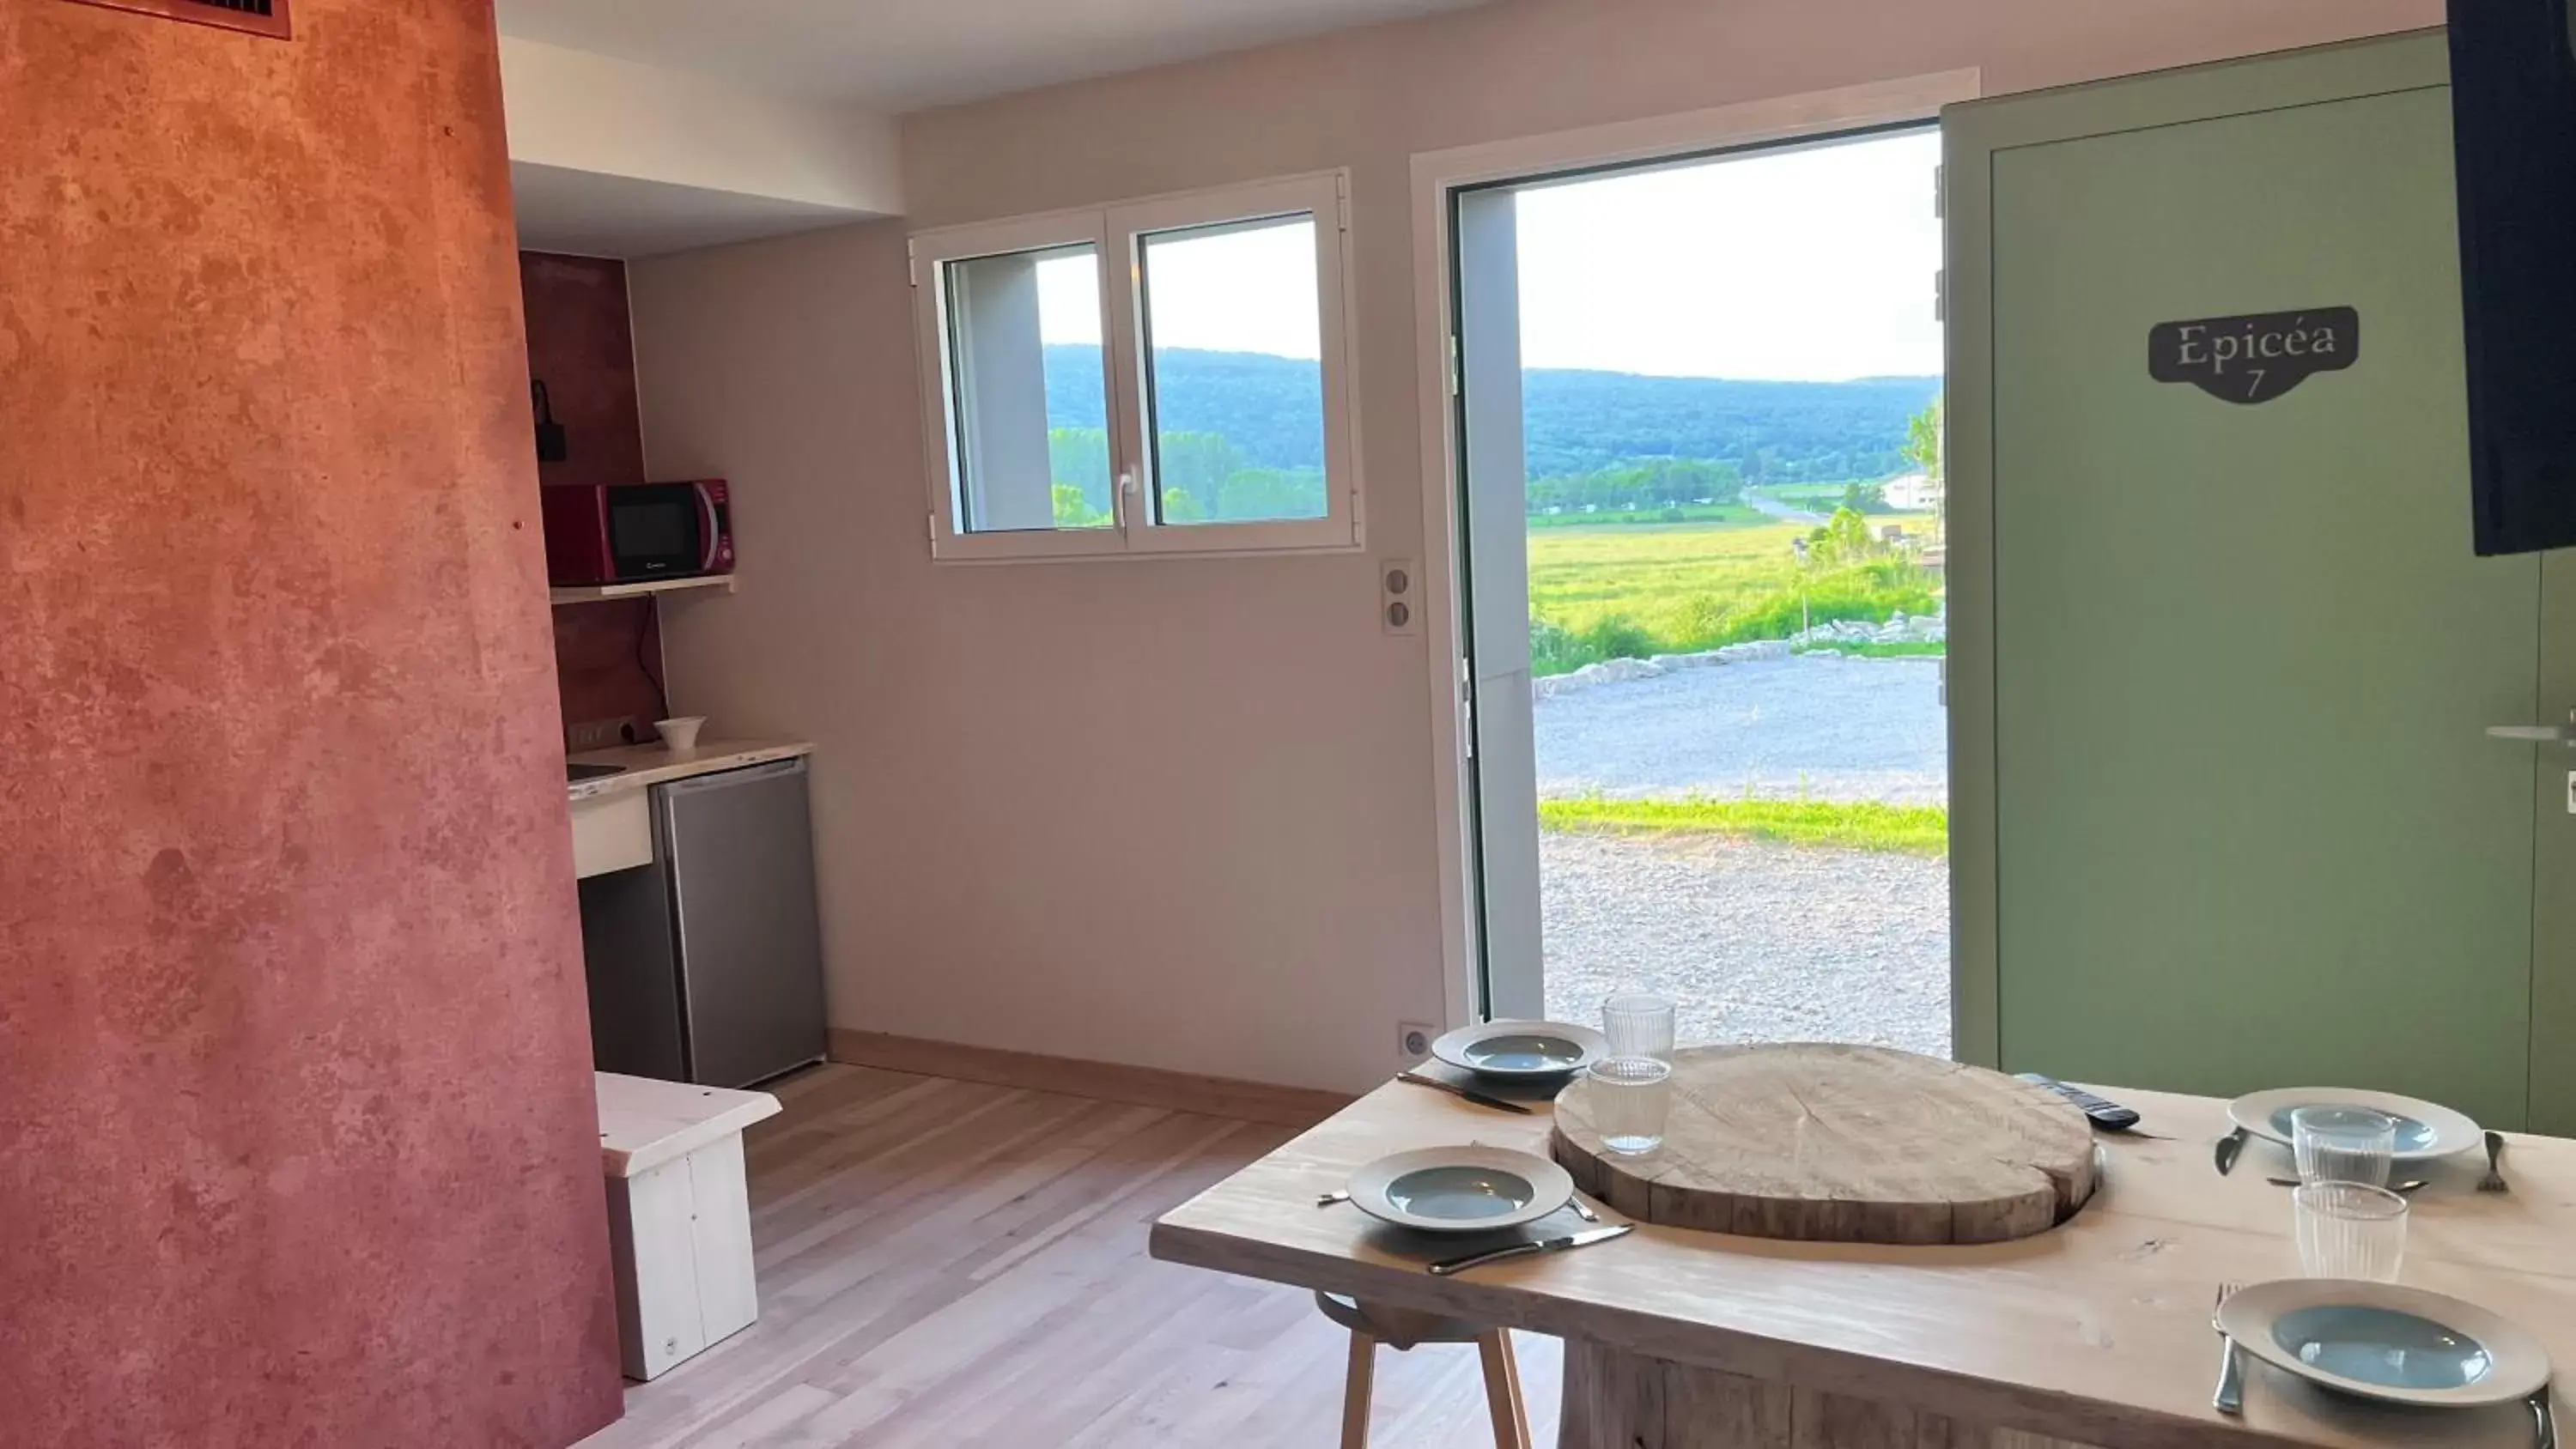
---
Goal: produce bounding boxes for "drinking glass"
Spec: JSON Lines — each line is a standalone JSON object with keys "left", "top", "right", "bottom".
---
{"left": 1587, "top": 1057, "right": 1674, "bottom": 1155}
{"left": 2293, "top": 1106, "right": 2397, "bottom": 1186}
{"left": 1601, "top": 991, "right": 1677, "bottom": 1060}
{"left": 2293, "top": 1181, "right": 2409, "bottom": 1282}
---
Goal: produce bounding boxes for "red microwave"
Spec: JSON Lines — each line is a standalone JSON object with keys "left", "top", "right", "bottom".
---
{"left": 540, "top": 481, "right": 734, "bottom": 586}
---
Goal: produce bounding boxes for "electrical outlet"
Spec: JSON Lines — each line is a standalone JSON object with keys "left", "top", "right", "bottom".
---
{"left": 1398, "top": 1021, "right": 1436, "bottom": 1064}
{"left": 1380, "top": 559, "right": 1420, "bottom": 635}
{"left": 566, "top": 717, "right": 637, "bottom": 752}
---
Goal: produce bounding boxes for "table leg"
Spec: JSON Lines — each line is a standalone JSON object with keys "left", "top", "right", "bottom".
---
{"left": 1479, "top": 1329, "right": 1532, "bottom": 1449}
{"left": 1341, "top": 1331, "right": 1376, "bottom": 1449}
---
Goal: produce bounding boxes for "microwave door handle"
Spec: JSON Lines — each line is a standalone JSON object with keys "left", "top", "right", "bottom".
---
{"left": 697, "top": 486, "right": 720, "bottom": 572}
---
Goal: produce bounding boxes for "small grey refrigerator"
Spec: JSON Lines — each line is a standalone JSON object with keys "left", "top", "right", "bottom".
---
{"left": 578, "top": 757, "right": 829, "bottom": 1088}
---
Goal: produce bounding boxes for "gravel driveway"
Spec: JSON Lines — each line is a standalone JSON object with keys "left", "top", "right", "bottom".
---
{"left": 1531, "top": 654, "right": 1952, "bottom": 1053}
{"left": 1540, "top": 832, "right": 1951, "bottom": 1058}
{"left": 1535, "top": 653, "right": 1946, "bottom": 804}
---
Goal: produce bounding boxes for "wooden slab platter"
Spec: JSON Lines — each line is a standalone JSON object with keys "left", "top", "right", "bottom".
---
{"left": 1551, "top": 1043, "right": 2096, "bottom": 1244}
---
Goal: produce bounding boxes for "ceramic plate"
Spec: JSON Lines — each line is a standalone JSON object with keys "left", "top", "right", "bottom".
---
{"left": 2227, "top": 1088, "right": 2482, "bottom": 1162}
{"left": 1429, "top": 1020, "right": 1609, "bottom": 1080}
{"left": 2218, "top": 1278, "right": 2551, "bottom": 1408}
{"left": 1346, "top": 1146, "right": 1575, "bottom": 1234}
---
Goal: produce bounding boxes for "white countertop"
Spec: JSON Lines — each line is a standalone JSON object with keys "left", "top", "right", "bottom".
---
{"left": 593, "top": 1071, "right": 781, "bottom": 1177}
{"left": 567, "top": 738, "right": 814, "bottom": 801}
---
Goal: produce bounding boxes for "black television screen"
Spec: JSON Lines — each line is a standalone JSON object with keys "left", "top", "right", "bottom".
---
{"left": 2449, "top": 0, "right": 2576, "bottom": 555}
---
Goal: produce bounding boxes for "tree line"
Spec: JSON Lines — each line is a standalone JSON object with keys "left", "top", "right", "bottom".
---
{"left": 1048, "top": 427, "right": 1326, "bottom": 527}
{"left": 1526, "top": 458, "right": 1744, "bottom": 513}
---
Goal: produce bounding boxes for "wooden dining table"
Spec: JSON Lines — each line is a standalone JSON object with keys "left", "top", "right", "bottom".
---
{"left": 1149, "top": 1071, "right": 2576, "bottom": 1449}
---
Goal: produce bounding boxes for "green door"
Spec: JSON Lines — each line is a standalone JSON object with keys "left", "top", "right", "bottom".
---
{"left": 1948, "top": 35, "right": 2567, "bottom": 1129}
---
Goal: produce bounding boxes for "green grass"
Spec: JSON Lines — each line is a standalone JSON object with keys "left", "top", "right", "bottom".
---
{"left": 1794, "top": 640, "right": 1947, "bottom": 659}
{"left": 1526, "top": 517, "right": 1941, "bottom": 676}
{"left": 1539, "top": 795, "right": 1950, "bottom": 857}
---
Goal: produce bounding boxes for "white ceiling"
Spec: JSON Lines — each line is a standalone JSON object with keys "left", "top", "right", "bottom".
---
{"left": 511, "top": 163, "right": 872, "bottom": 259}
{"left": 493, "top": 0, "right": 1491, "bottom": 111}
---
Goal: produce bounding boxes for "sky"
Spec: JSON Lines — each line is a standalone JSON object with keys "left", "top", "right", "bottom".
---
{"left": 1036, "top": 126, "right": 1943, "bottom": 384}
{"left": 1516, "top": 128, "right": 1942, "bottom": 380}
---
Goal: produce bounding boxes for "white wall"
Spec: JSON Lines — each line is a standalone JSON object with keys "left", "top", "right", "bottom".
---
{"left": 500, "top": 36, "right": 902, "bottom": 215}
{"left": 631, "top": 0, "right": 2440, "bottom": 1094}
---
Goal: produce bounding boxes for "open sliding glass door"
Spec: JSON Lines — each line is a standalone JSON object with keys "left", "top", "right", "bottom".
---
{"left": 1453, "top": 188, "right": 1546, "bottom": 1020}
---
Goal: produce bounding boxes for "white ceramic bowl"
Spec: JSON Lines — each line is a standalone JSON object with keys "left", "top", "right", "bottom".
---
{"left": 1346, "top": 1145, "right": 1574, "bottom": 1234}
{"left": 655, "top": 716, "right": 708, "bottom": 751}
{"left": 1429, "top": 1020, "right": 1610, "bottom": 1080}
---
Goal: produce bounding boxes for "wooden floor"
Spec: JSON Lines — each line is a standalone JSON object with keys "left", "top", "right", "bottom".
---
{"left": 578, "top": 1063, "right": 1563, "bottom": 1448}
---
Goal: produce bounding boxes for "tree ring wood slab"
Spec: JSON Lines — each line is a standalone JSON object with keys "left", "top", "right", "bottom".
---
{"left": 1551, "top": 1044, "right": 2096, "bottom": 1245}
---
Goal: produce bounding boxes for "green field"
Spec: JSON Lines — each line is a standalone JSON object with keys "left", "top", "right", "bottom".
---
{"left": 1527, "top": 502, "right": 1760, "bottom": 529}
{"left": 1540, "top": 796, "right": 1950, "bottom": 856}
{"left": 1526, "top": 513, "right": 1941, "bottom": 676}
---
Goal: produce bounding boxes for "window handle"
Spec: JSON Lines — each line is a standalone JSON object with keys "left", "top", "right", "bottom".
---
{"left": 1115, "top": 470, "right": 1139, "bottom": 530}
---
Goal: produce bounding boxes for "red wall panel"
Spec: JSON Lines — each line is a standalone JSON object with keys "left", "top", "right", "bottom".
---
{"left": 520, "top": 252, "right": 666, "bottom": 739}
{"left": 523, "top": 252, "right": 649, "bottom": 495}
{"left": 0, "top": 2, "right": 625, "bottom": 1444}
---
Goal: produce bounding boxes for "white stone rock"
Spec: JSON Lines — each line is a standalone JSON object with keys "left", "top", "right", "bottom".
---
{"left": 1591, "top": 658, "right": 1667, "bottom": 683}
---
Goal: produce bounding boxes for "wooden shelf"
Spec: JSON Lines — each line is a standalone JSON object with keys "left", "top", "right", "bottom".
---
{"left": 549, "top": 574, "right": 738, "bottom": 607}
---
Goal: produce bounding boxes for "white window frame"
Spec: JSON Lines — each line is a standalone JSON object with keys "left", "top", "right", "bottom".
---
{"left": 909, "top": 170, "right": 1364, "bottom": 563}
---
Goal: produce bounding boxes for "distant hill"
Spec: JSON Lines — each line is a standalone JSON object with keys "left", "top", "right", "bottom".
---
{"left": 1516, "top": 367, "right": 1938, "bottom": 482}
{"left": 1043, "top": 344, "right": 1936, "bottom": 485}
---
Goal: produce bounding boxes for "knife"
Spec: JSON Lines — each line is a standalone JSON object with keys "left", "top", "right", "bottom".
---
{"left": 1429, "top": 1223, "right": 1632, "bottom": 1276}
{"left": 2215, "top": 1126, "right": 2247, "bottom": 1177}
{"left": 1396, "top": 1071, "right": 1534, "bottom": 1115}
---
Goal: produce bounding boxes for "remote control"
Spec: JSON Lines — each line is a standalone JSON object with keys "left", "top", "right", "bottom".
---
{"left": 2015, "top": 1073, "right": 2143, "bottom": 1131}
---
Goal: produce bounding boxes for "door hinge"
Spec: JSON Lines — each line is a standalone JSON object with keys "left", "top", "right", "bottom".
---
{"left": 1933, "top": 268, "right": 1946, "bottom": 324}
{"left": 907, "top": 241, "right": 920, "bottom": 288}
{"left": 1446, "top": 335, "right": 1461, "bottom": 398}
{"left": 1335, "top": 173, "right": 1352, "bottom": 233}
{"left": 927, "top": 509, "right": 938, "bottom": 550}
{"left": 1933, "top": 164, "right": 1945, "bottom": 221}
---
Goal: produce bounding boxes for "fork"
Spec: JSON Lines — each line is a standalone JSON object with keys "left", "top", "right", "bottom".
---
{"left": 2213, "top": 1282, "right": 2246, "bottom": 1416}
{"left": 2482, "top": 1131, "right": 2512, "bottom": 1194}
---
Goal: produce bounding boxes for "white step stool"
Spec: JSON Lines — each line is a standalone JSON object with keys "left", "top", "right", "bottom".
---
{"left": 594, "top": 1072, "right": 782, "bottom": 1380}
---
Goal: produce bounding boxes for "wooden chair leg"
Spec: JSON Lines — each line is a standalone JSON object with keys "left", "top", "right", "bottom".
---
{"left": 1476, "top": 1329, "right": 1531, "bottom": 1449}
{"left": 1340, "top": 1331, "right": 1376, "bottom": 1449}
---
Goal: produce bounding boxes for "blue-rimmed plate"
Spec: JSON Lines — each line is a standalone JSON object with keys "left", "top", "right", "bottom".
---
{"left": 1346, "top": 1145, "right": 1575, "bottom": 1234}
{"left": 2227, "top": 1088, "right": 2482, "bottom": 1163}
{"left": 1430, "top": 1020, "right": 1609, "bottom": 1081}
{"left": 2217, "top": 1279, "right": 2551, "bottom": 1408}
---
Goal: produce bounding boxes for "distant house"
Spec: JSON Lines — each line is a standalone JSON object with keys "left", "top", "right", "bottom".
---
{"left": 1883, "top": 471, "right": 1941, "bottom": 511}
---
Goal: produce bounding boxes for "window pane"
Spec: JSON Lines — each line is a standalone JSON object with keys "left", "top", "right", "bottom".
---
{"left": 1138, "top": 215, "right": 1328, "bottom": 525}
{"left": 944, "top": 245, "right": 1112, "bottom": 532}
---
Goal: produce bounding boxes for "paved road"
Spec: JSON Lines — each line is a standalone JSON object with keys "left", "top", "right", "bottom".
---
{"left": 1741, "top": 487, "right": 1826, "bottom": 524}
{"left": 1534, "top": 653, "right": 1946, "bottom": 805}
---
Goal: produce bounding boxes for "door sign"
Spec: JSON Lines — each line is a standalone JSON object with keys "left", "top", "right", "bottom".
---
{"left": 2148, "top": 307, "right": 2360, "bottom": 404}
